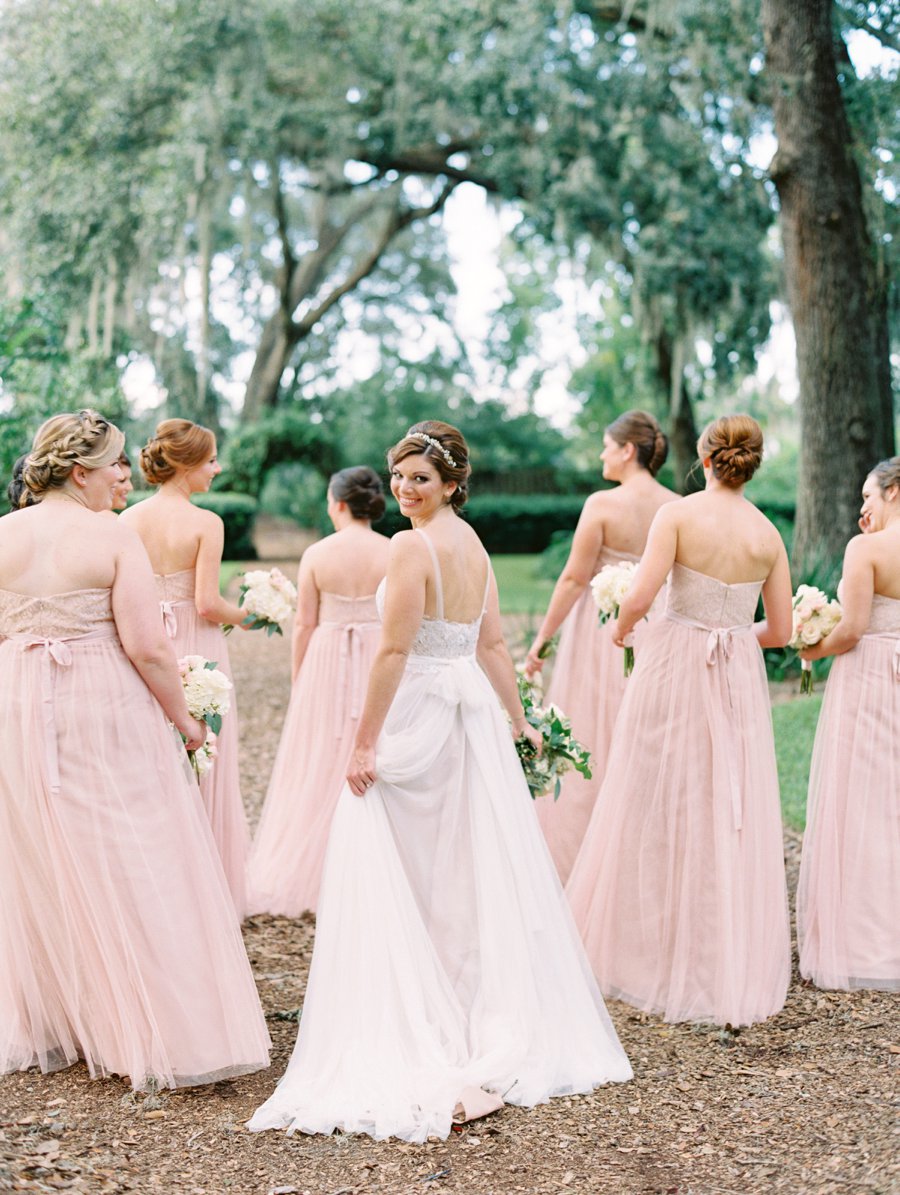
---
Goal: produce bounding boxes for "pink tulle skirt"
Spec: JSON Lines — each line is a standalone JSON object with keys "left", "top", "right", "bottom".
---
{"left": 159, "top": 584, "right": 249, "bottom": 918}
{"left": 0, "top": 599, "right": 270, "bottom": 1090}
{"left": 248, "top": 614, "right": 381, "bottom": 916}
{"left": 567, "top": 588, "right": 790, "bottom": 1027}
{"left": 797, "top": 629, "right": 900, "bottom": 990}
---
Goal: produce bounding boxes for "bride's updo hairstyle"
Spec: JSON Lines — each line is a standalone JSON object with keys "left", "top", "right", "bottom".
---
{"left": 23, "top": 410, "right": 125, "bottom": 500}
{"left": 606, "top": 409, "right": 668, "bottom": 477}
{"left": 140, "top": 418, "right": 215, "bottom": 485}
{"left": 388, "top": 420, "right": 471, "bottom": 511}
{"left": 329, "top": 465, "right": 386, "bottom": 522}
{"left": 870, "top": 456, "right": 900, "bottom": 497}
{"left": 698, "top": 414, "right": 764, "bottom": 488}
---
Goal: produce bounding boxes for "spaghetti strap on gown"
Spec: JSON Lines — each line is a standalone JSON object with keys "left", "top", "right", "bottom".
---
{"left": 0, "top": 587, "right": 270, "bottom": 1090}
{"left": 567, "top": 563, "right": 791, "bottom": 1027}
{"left": 155, "top": 569, "right": 249, "bottom": 917}
{"left": 797, "top": 592, "right": 900, "bottom": 990}
{"left": 248, "top": 529, "right": 632, "bottom": 1142}
{"left": 537, "top": 545, "right": 654, "bottom": 884}
{"left": 248, "top": 592, "right": 381, "bottom": 916}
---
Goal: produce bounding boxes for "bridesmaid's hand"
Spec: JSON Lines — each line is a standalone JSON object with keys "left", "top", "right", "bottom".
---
{"left": 347, "top": 746, "right": 377, "bottom": 797}
{"left": 523, "top": 640, "right": 545, "bottom": 678}
{"left": 179, "top": 716, "right": 207, "bottom": 753}
{"left": 858, "top": 511, "right": 873, "bottom": 534}
{"left": 611, "top": 618, "right": 627, "bottom": 648}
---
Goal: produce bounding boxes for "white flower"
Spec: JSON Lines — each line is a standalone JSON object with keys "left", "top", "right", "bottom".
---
{"left": 178, "top": 657, "right": 233, "bottom": 720}
{"left": 590, "top": 562, "right": 637, "bottom": 622}
{"left": 238, "top": 567, "right": 297, "bottom": 633}
{"left": 788, "top": 585, "right": 841, "bottom": 651}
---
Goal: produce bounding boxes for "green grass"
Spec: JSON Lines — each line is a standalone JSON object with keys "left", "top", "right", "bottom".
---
{"left": 493, "top": 554, "right": 556, "bottom": 615}
{"left": 220, "top": 561, "right": 244, "bottom": 592}
{"left": 772, "top": 694, "right": 822, "bottom": 831}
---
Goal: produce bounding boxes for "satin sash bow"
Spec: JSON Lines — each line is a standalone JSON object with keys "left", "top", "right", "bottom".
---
{"left": 665, "top": 611, "right": 754, "bottom": 832}
{"left": 328, "top": 622, "right": 374, "bottom": 733}
{"left": 159, "top": 598, "right": 193, "bottom": 638}
{"left": 15, "top": 631, "right": 114, "bottom": 794}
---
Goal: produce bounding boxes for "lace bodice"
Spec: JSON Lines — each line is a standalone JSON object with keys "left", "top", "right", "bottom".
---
{"left": 865, "top": 594, "right": 900, "bottom": 635}
{"left": 375, "top": 529, "right": 489, "bottom": 660}
{"left": 666, "top": 563, "right": 761, "bottom": 629}
{"left": 154, "top": 569, "right": 196, "bottom": 603}
{"left": 0, "top": 587, "right": 115, "bottom": 639}
{"left": 319, "top": 591, "right": 379, "bottom": 626}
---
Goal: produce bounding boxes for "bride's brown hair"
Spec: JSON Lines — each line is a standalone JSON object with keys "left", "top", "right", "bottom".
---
{"left": 388, "top": 420, "right": 471, "bottom": 511}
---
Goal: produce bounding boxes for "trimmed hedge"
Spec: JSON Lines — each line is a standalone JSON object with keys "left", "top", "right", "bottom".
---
{"left": 128, "top": 490, "right": 258, "bottom": 560}
{"left": 377, "top": 493, "right": 586, "bottom": 553}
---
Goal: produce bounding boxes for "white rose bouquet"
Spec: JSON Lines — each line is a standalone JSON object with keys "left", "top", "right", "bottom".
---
{"left": 513, "top": 670, "right": 592, "bottom": 800}
{"left": 789, "top": 584, "right": 842, "bottom": 694}
{"left": 590, "top": 560, "right": 638, "bottom": 676}
{"left": 178, "top": 655, "right": 233, "bottom": 779}
{"left": 227, "top": 567, "right": 297, "bottom": 636}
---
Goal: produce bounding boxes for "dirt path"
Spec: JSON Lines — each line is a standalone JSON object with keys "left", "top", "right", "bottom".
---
{"left": 1, "top": 552, "right": 897, "bottom": 1195}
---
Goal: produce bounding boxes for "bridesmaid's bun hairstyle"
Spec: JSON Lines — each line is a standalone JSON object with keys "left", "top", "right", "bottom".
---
{"left": 8, "top": 454, "right": 37, "bottom": 511}
{"left": 329, "top": 465, "right": 386, "bottom": 522}
{"left": 140, "top": 418, "right": 215, "bottom": 485}
{"left": 698, "top": 414, "right": 763, "bottom": 487}
{"left": 870, "top": 456, "right": 900, "bottom": 496}
{"left": 388, "top": 420, "right": 471, "bottom": 511}
{"left": 23, "top": 410, "right": 125, "bottom": 499}
{"left": 606, "top": 409, "right": 668, "bottom": 477}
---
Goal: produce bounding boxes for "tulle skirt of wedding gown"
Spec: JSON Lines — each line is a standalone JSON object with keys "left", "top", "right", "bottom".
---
{"left": 0, "top": 627, "right": 270, "bottom": 1090}
{"left": 248, "top": 653, "right": 632, "bottom": 1142}
{"left": 797, "top": 634, "right": 900, "bottom": 990}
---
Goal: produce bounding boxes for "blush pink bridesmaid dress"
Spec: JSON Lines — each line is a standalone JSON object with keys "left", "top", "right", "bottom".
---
{"left": 248, "top": 592, "right": 381, "bottom": 916}
{"left": 536, "top": 545, "right": 657, "bottom": 883}
{"left": 155, "top": 568, "right": 249, "bottom": 917}
{"left": 567, "top": 563, "right": 791, "bottom": 1027}
{"left": 0, "top": 587, "right": 270, "bottom": 1089}
{"left": 797, "top": 593, "right": 900, "bottom": 990}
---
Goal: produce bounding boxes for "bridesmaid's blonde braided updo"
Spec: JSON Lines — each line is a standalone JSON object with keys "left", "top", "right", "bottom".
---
{"left": 23, "top": 410, "right": 125, "bottom": 499}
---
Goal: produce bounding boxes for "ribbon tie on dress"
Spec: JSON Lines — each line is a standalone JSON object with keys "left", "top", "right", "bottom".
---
{"left": 160, "top": 599, "right": 178, "bottom": 639}
{"left": 333, "top": 624, "right": 370, "bottom": 734}
{"left": 22, "top": 637, "right": 74, "bottom": 794}
{"left": 666, "top": 612, "right": 754, "bottom": 832}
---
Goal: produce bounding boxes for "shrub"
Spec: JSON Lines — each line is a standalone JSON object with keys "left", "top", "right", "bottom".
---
{"left": 375, "top": 493, "right": 585, "bottom": 553}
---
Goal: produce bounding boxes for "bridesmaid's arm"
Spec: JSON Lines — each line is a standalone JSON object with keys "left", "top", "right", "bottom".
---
{"left": 612, "top": 504, "right": 677, "bottom": 643}
{"left": 111, "top": 527, "right": 206, "bottom": 749}
{"left": 194, "top": 512, "right": 247, "bottom": 627}
{"left": 801, "top": 537, "right": 874, "bottom": 660}
{"left": 347, "top": 533, "right": 426, "bottom": 796}
{"left": 291, "top": 552, "right": 320, "bottom": 683}
{"left": 754, "top": 538, "right": 793, "bottom": 648}
{"left": 525, "top": 495, "right": 604, "bottom": 674}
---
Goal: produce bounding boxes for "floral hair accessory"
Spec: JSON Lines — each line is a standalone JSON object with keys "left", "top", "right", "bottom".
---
{"left": 407, "top": 431, "right": 458, "bottom": 469}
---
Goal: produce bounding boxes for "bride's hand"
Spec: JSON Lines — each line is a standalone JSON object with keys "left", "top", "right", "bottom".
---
{"left": 513, "top": 720, "right": 543, "bottom": 755}
{"left": 347, "top": 745, "right": 377, "bottom": 797}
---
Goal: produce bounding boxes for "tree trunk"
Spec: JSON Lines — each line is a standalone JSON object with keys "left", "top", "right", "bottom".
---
{"left": 654, "top": 329, "right": 702, "bottom": 493}
{"left": 761, "top": 0, "right": 895, "bottom": 575}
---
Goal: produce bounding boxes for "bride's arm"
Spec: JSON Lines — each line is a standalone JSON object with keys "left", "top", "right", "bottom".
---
{"left": 477, "top": 575, "right": 541, "bottom": 750}
{"left": 347, "top": 533, "right": 426, "bottom": 795}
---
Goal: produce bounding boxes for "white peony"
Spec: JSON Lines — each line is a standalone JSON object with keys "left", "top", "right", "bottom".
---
{"left": 590, "top": 562, "right": 638, "bottom": 622}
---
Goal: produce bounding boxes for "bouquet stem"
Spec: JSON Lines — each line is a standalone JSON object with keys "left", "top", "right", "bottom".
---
{"left": 800, "top": 658, "right": 813, "bottom": 695}
{"left": 623, "top": 645, "right": 634, "bottom": 677}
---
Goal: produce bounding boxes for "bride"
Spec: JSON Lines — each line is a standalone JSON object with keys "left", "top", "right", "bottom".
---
{"left": 248, "top": 420, "right": 632, "bottom": 1143}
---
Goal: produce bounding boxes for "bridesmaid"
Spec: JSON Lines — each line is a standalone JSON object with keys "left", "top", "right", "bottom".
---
{"left": 524, "top": 410, "right": 678, "bottom": 882}
{"left": 567, "top": 414, "right": 793, "bottom": 1027}
{"left": 121, "top": 418, "right": 250, "bottom": 916}
{"left": 248, "top": 466, "right": 390, "bottom": 916}
{"left": 0, "top": 410, "right": 269, "bottom": 1090}
{"left": 797, "top": 457, "right": 900, "bottom": 991}
{"left": 110, "top": 449, "right": 133, "bottom": 511}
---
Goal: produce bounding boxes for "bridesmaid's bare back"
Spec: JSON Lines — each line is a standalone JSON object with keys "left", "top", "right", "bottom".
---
{"left": 119, "top": 493, "right": 209, "bottom": 574}
{"left": 671, "top": 490, "right": 783, "bottom": 584}
{"left": 302, "top": 526, "right": 391, "bottom": 598}
{"left": 0, "top": 503, "right": 125, "bottom": 595}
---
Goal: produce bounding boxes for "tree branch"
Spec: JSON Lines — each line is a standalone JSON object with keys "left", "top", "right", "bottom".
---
{"left": 834, "top": 3, "right": 900, "bottom": 54}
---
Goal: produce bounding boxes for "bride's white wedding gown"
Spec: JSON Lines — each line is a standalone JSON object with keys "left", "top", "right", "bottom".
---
{"left": 248, "top": 529, "right": 632, "bottom": 1142}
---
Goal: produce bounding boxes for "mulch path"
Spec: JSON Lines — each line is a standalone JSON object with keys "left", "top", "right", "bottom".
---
{"left": 2, "top": 541, "right": 897, "bottom": 1194}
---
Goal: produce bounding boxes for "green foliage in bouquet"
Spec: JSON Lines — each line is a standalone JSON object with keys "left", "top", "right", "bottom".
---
{"left": 514, "top": 673, "right": 592, "bottom": 801}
